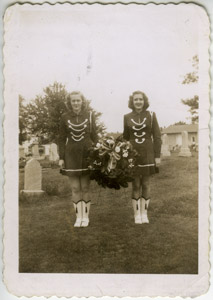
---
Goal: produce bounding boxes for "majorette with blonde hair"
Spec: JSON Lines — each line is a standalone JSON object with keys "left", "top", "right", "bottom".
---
{"left": 123, "top": 91, "right": 162, "bottom": 224}
{"left": 59, "top": 91, "right": 97, "bottom": 227}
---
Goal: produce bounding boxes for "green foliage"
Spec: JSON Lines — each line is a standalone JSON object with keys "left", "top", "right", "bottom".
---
{"left": 20, "top": 81, "right": 105, "bottom": 144}
{"left": 172, "top": 121, "right": 187, "bottom": 126}
{"left": 181, "top": 55, "right": 199, "bottom": 123}
{"left": 182, "top": 72, "right": 198, "bottom": 84}
{"left": 182, "top": 55, "right": 199, "bottom": 85}
{"left": 87, "top": 135, "right": 138, "bottom": 189}
{"left": 181, "top": 95, "right": 198, "bottom": 123}
{"left": 19, "top": 95, "right": 28, "bottom": 144}
{"left": 26, "top": 82, "right": 67, "bottom": 144}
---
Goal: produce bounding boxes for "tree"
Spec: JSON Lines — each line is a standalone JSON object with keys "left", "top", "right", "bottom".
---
{"left": 181, "top": 95, "right": 198, "bottom": 123}
{"left": 182, "top": 55, "right": 199, "bottom": 84}
{"left": 25, "top": 82, "right": 105, "bottom": 144}
{"left": 172, "top": 121, "right": 187, "bottom": 126}
{"left": 19, "top": 95, "right": 28, "bottom": 144}
{"left": 26, "top": 82, "right": 68, "bottom": 144}
{"left": 181, "top": 55, "right": 199, "bottom": 123}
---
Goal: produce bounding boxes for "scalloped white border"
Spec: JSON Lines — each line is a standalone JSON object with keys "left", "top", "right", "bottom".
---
{"left": 2, "top": 1, "right": 211, "bottom": 298}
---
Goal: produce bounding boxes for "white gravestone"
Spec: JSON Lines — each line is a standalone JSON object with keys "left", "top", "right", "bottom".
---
{"left": 43, "top": 144, "right": 50, "bottom": 157}
{"left": 19, "top": 146, "right": 25, "bottom": 158}
{"left": 161, "top": 134, "right": 171, "bottom": 156}
{"left": 178, "top": 131, "right": 192, "bottom": 157}
{"left": 23, "top": 144, "right": 29, "bottom": 155}
{"left": 22, "top": 140, "right": 30, "bottom": 155}
{"left": 31, "top": 142, "right": 40, "bottom": 159}
{"left": 22, "top": 158, "right": 44, "bottom": 194}
{"left": 49, "top": 143, "right": 59, "bottom": 161}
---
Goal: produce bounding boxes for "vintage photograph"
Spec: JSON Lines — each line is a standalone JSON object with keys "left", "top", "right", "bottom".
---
{"left": 3, "top": 2, "right": 210, "bottom": 297}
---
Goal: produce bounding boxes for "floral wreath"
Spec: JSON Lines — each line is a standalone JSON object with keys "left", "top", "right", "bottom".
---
{"left": 87, "top": 134, "right": 138, "bottom": 189}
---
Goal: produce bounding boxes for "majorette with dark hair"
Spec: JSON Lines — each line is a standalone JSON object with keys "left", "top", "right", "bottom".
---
{"left": 58, "top": 91, "right": 97, "bottom": 227}
{"left": 123, "top": 91, "right": 162, "bottom": 224}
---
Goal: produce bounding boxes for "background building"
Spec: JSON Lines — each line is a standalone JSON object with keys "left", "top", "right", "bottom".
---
{"left": 162, "top": 124, "right": 198, "bottom": 150}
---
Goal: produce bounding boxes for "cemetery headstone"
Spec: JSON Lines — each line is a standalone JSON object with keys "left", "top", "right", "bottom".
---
{"left": 22, "top": 158, "right": 44, "bottom": 194}
{"left": 31, "top": 142, "right": 40, "bottom": 159}
{"left": 49, "top": 143, "right": 59, "bottom": 161}
{"left": 43, "top": 144, "right": 50, "bottom": 158}
{"left": 161, "top": 134, "right": 171, "bottom": 156}
{"left": 22, "top": 140, "right": 31, "bottom": 155}
{"left": 178, "top": 131, "right": 192, "bottom": 157}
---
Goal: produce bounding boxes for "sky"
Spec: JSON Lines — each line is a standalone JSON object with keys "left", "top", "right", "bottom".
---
{"left": 11, "top": 3, "right": 201, "bottom": 132}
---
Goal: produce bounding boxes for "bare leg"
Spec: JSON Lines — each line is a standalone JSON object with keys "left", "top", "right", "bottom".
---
{"left": 132, "top": 176, "right": 141, "bottom": 199}
{"left": 68, "top": 176, "right": 81, "bottom": 203}
{"left": 132, "top": 176, "right": 142, "bottom": 224}
{"left": 68, "top": 176, "right": 82, "bottom": 227}
{"left": 140, "top": 175, "right": 151, "bottom": 223}
{"left": 141, "top": 175, "right": 150, "bottom": 199}
{"left": 80, "top": 174, "right": 90, "bottom": 202}
{"left": 80, "top": 174, "right": 91, "bottom": 227}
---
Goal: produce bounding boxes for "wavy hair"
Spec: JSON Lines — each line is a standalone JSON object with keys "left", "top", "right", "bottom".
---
{"left": 128, "top": 90, "right": 149, "bottom": 111}
{"left": 66, "top": 91, "right": 88, "bottom": 112}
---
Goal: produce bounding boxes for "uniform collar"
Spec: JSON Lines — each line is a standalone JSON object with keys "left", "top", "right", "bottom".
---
{"left": 69, "top": 109, "right": 84, "bottom": 117}
{"left": 132, "top": 109, "right": 147, "bottom": 116}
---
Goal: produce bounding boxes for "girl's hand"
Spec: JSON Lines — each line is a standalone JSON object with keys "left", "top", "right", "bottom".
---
{"left": 155, "top": 158, "right": 161, "bottom": 167}
{"left": 59, "top": 159, "right": 65, "bottom": 168}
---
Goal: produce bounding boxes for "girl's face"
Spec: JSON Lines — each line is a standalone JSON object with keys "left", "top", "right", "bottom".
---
{"left": 70, "top": 94, "right": 83, "bottom": 112}
{"left": 133, "top": 93, "right": 144, "bottom": 111}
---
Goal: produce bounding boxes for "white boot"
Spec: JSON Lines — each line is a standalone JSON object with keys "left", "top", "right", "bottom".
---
{"left": 140, "top": 198, "right": 150, "bottom": 224}
{"left": 73, "top": 201, "right": 82, "bottom": 227}
{"left": 132, "top": 198, "right": 142, "bottom": 224}
{"left": 81, "top": 201, "right": 91, "bottom": 227}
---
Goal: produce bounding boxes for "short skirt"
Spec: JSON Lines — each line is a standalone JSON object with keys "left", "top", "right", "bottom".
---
{"left": 131, "top": 140, "right": 157, "bottom": 176}
{"left": 61, "top": 139, "right": 92, "bottom": 177}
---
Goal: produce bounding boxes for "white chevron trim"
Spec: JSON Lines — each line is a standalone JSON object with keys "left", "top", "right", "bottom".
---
{"left": 68, "top": 119, "right": 88, "bottom": 127}
{"left": 135, "top": 138, "right": 145, "bottom": 144}
{"left": 131, "top": 117, "right": 146, "bottom": 126}
{"left": 71, "top": 131, "right": 85, "bottom": 138}
{"left": 68, "top": 124, "right": 87, "bottom": 132}
{"left": 71, "top": 136, "right": 84, "bottom": 142}
{"left": 134, "top": 132, "right": 145, "bottom": 138}
{"left": 132, "top": 124, "right": 146, "bottom": 131}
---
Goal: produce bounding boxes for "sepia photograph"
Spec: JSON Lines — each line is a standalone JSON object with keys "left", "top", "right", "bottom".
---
{"left": 3, "top": 1, "right": 210, "bottom": 297}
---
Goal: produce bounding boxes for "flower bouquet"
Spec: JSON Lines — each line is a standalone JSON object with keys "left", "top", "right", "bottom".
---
{"left": 87, "top": 134, "right": 138, "bottom": 189}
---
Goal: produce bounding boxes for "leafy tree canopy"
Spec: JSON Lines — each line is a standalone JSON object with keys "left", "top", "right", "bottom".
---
{"left": 19, "top": 95, "right": 28, "bottom": 144}
{"left": 181, "top": 55, "right": 199, "bottom": 123}
{"left": 172, "top": 121, "right": 187, "bottom": 126}
{"left": 182, "top": 55, "right": 198, "bottom": 84}
{"left": 181, "top": 95, "right": 198, "bottom": 123}
{"left": 19, "top": 82, "right": 105, "bottom": 144}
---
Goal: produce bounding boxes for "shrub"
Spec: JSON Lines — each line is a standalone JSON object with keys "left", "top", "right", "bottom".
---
{"left": 42, "top": 173, "right": 71, "bottom": 196}
{"left": 19, "top": 157, "right": 26, "bottom": 168}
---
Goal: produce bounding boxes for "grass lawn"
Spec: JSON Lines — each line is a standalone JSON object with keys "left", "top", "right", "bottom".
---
{"left": 19, "top": 153, "right": 198, "bottom": 274}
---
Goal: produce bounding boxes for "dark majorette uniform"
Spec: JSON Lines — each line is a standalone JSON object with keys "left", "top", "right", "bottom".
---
{"left": 123, "top": 110, "right": 161, "bottom": 176}
{"left": 59, "top": 109, "right": 97, "bottom": 177}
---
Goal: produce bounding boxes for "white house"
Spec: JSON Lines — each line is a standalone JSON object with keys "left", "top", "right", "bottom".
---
{"left": 161, "top": 124, "right": 198, "bottom": 150}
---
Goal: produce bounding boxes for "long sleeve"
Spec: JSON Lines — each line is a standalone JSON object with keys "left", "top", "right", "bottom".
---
{"left": 123, "top": 115, "right": 130, "bottom": 141}
{"left": 58, "top": 116, "right": 67, "bottom": 160}
{"left": 90, "top": 112, "right": 98, "bottom": 144}
{"left": 151, "top": 112, "right": 162, "bottom": 158}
